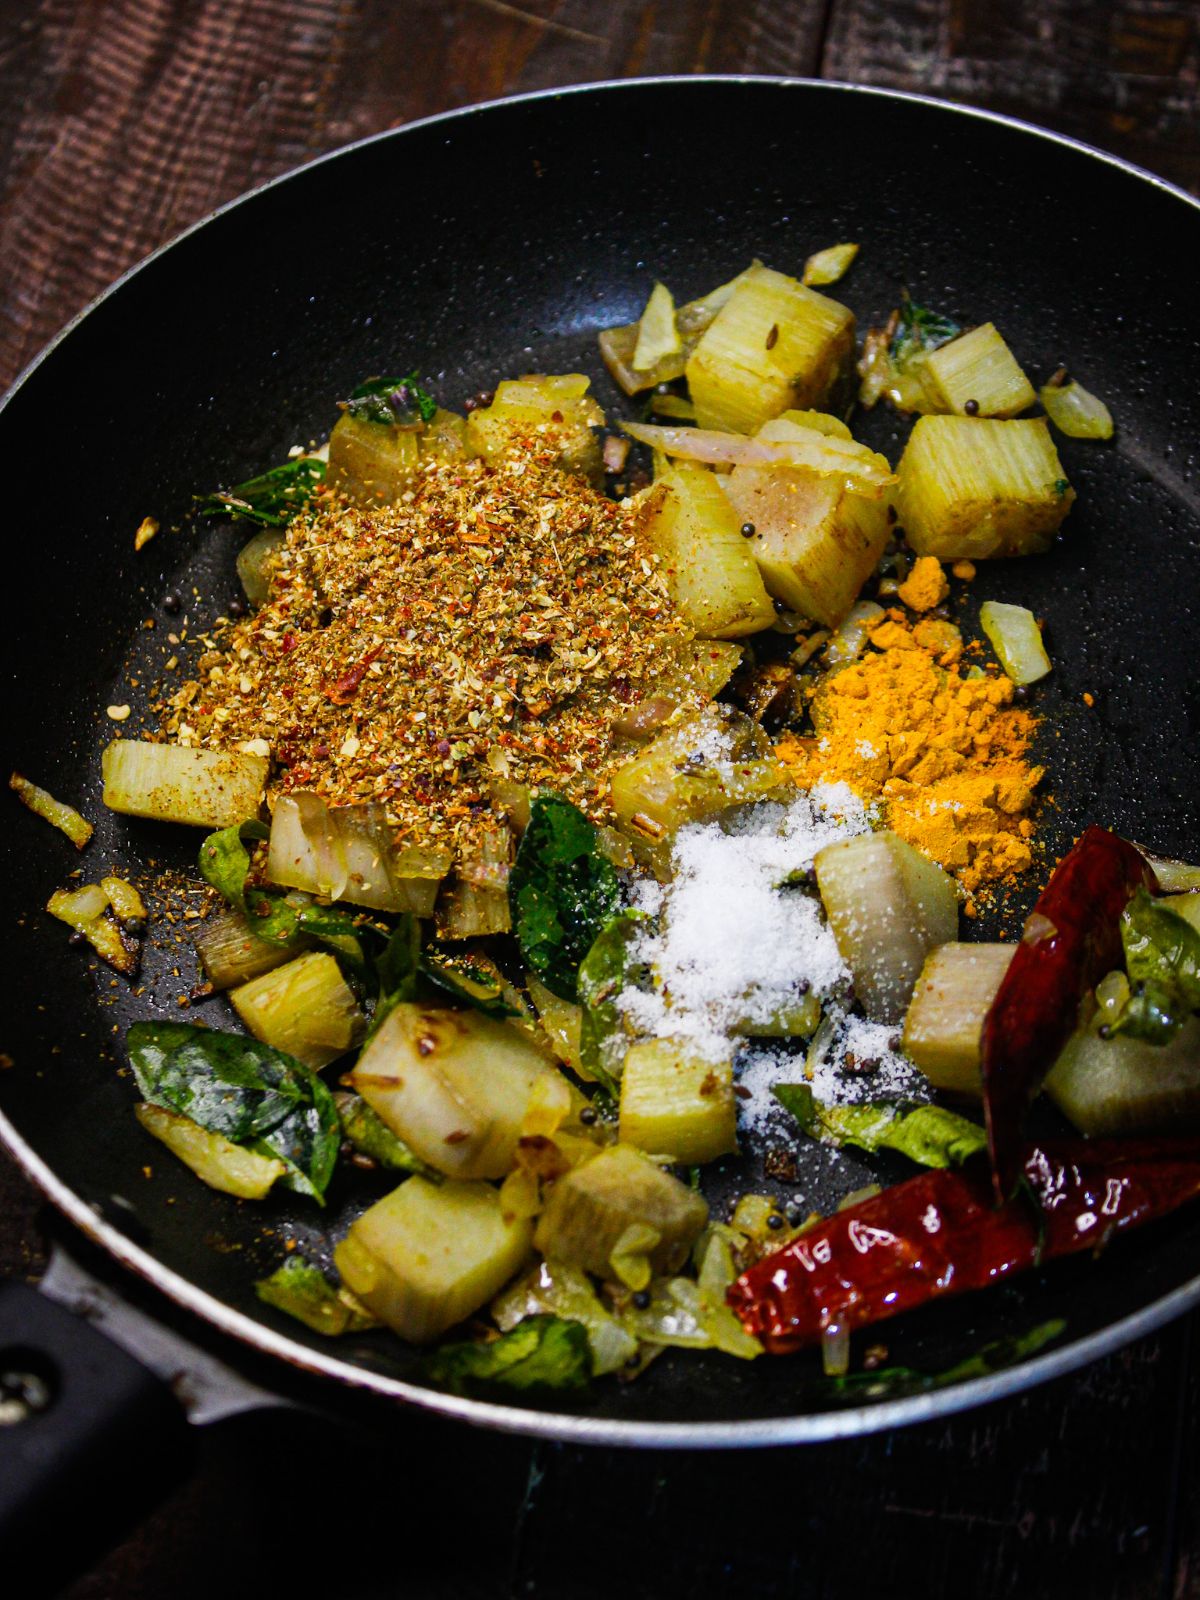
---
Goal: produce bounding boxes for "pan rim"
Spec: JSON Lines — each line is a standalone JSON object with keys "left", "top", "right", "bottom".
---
{"left": 4, "top": 74, "right": 1200, "bottom": 1446}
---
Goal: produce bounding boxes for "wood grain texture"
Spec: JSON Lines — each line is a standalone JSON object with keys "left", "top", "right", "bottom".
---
{"left": 823, "top": 1, "right": 1200, "bottom": 194}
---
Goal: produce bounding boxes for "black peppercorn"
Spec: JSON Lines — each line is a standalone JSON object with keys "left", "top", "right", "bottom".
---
{"left": 632, "top": 1289, "right": 652, "bottom": 1309}
{"left": 766, "top": 1212, "right": 784, "bottom": 1230}
{"left": 228, "top": 598, "right": 246, "bottom": 618}
{"left": 163, "top": 592, "right": 182, "bottom": 614}
{"left": 579, "top": 1105, "right": 598, "bottom": 1125}
{"left": 740, "top": 521, "right": 756, "bottom": 538}
{"left": 964, "top": 398, "right": 980, "bottom": 416}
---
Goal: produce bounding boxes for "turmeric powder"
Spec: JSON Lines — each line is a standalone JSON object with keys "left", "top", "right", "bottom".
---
{"left": 777, "top": 612, "right": 1042, "bottom": 896}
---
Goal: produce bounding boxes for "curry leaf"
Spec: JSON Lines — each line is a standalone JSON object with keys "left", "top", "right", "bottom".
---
{"left": 577, "top": 911, "right": 649, "bottom": 1098}
{"left": 127, "top": 1021, "right": 341, "bottom": 1202}
{"left": 334, "top": 1091, "right": 441, "bottom": 1180}
{"left": 773, "top": 1085, "right": 987, "bottom": 1169}
{"left": 420, "top": 948, "right": 517, "bottom": 1019}
{"left": 255, "top": 1256, "right": 379, "bottom": 1336}
{"left": 424, "top": 1314, "right": 592, "bottom": 1395}
{"left": 364, "top": 916, "right": 422, "bottom": 1041}
{"left": 1111, "top": 889, "right": 1200, "bottom": 1044}
{"left": 345, "top": 373, "right": 438, "bottom": 426}
{"left": 891, "top": 296, "right": 961, "bottom": 373}
{"left": 509, "top": 793, "right": 623, "bottom": 1003}
{"left": 196, "top": 457, "right": 326, "bottom": 527}
{"left": 831, "top": 1318, "right": 1067, "bottom": 1398}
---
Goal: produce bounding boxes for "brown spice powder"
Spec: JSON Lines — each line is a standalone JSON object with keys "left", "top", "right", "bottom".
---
{"left": 164, "top": 442, "right": 691, "bottom": 859}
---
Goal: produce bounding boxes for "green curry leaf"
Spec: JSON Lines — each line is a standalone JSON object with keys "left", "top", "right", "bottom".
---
{"left": 773, "top": 1085, "right": 987, "bottom": 1169}
{"left": 509, "top": 793, "right": 623, "bottom": 1003}
{"left": 196, "top": 457, "right": 326, "bottom": 527}
{"left": 127, "top": 1021, "right": 341, "bottom": 1202}
{"left": 1111, "top": 889, "right": 1200, "bottom": 1044}
{"left": 424, "top": 1314, "right": 592, "bottom": 1395}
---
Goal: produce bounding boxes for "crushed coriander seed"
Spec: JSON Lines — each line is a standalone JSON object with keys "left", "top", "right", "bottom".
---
{"left": 163, "top": 440, "right": 694, "bottom": 858}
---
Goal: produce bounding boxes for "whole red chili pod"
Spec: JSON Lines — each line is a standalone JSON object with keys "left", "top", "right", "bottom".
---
{"left": 727, "top": 1137, "right": 1200, "bottom": 1355}
{"left": 981, "top": 826, "right": 1156, "bottom": 1201}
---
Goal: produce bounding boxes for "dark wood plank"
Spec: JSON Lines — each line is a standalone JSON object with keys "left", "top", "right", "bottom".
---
{"left": 0, "top": 0, "right": 829, "bottom": 391}
{"left": 510, "top": 1325, "right": 1186, "bottom": 1600}
{"left": 823, "top": 0, "right": 1200, "bottom": 195}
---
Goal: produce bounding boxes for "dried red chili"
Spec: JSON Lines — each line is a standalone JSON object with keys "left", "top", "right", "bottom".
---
{"left": 727, "top": 1137, "right": 1200, "bottom": 1355}
{"left": 982, "top": 826, "right": 1156, "bottom": 1199}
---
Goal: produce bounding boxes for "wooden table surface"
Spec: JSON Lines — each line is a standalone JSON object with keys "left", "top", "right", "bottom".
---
{"left": 2, "top": 3, "right": 1199, "bottom": 1597}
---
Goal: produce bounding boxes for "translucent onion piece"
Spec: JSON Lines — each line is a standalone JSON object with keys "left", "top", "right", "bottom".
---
{"left": 9, "top": 772, "right": 93, "bottom": 848}
{"left": 821, "top": 1320, "right": 851, "bottom": 1376}
{"left": 823, "top": 601, "right": 885, "bottom": 670}
{"left": 979, "top": 600, "right": 1052, "bottom": 685}
{"left": 102, "top": 740, "right": 268, "bottom": 829}
{"left": 236, "top": 527, "right": 286, "bottom": 607}
{"left": 622, "top": 421, "right": 894, "bottom": 494}
{"left": 1040, "top": 378, "right": 1114, "bottom": 440}
{"left": 632, "top": 282, "right": 682, "bottom": 372}
{"left": 100, "top": 876, "right": 146, "bottom": 925}
{"left": 802, "top": 242, "right": 859, "bottom": 287}
{"left": 135, "top": 1102, "right": 285, "bottom": 1199}
{"left": 47, "top": 884, "right": 139, "bottom": 975}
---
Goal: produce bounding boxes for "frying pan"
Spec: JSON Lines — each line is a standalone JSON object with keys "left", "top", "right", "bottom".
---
{"left": 3, "top": 74, "right": 1200, "bottom": 1493}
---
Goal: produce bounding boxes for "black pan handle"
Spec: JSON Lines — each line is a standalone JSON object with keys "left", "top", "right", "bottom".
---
{"left": 0, "top": 1280, "right": 195, "bottom": 1593}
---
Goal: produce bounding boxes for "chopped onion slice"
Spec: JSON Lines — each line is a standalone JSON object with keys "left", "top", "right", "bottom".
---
{"left": 979, "top": 600, "right": 1052, "bottom": 685}
{"left": 9, "top": 772, "right": 93, "bottom": 848}
{"left": 803, "top": 242, "right": 859, "bottom": 287}
{"left": 1040, "top": 378, "right": 1113, "bottom": 440}
{"left": 632, "top": 282, "right": 682, "bottom": 372}
{"left": 621, "top": 421, "right": 895, "bottom": 494}
{"left": 820, "top": 1319, "right": 851, "bottom": 1377}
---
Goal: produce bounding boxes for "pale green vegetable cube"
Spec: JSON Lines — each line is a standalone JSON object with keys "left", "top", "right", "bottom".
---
{"left": 815, "top": 831, "right": 959, "bottom": 1023}
{"left": 610, "top": 705, "right": 788, "bottom": 877}
{"left": 328, "top": 412, "right": 421, "bottom": 504}
{"left": 334, "top": 1177, "right": 533, "bottom": 1344}
{"left": 896, "top": 415, "right": 1074, "bottom": 560}
{"left": 618, "top": 1039, "right": 738, "bottom": 1165}
{"left": 534, "top": 1144, "right": 708, "bottom": 1279}
{"left": 351, "top": 1003, "right": 570, "bottom": 1180}
{"left": 640, "top": 463, "right": 775, "bottom": 639}
{"left": 686, "top": 265, "right": 855, "bottom": 434}
{"left": 135, "top": 1102, "right": 285, "bottom": 1199}
{"left": 195, "top": 907, "right": 304, "bottom": 990}
{"left": 103, "top": 740, "right": 268, "bottom": 829}
{"left": 231, "top": 950, "right": 365, "bottom": 1070}
{"left": 466, "top": 374, "right": 604, "bottom": 484}
{"left": 722, "top": 417, "right": 892, "bottom": 628}
{"left": 920, "top": 323, "right": 1036, "bottom": 418}
{"left": 980, "top": 600, "right": 1052, "bottom": 685}
{"left": 902, "top": 942, "right": 1015, "bottom": 1095}
{"left": 1046, "top": 1015, "right": 1200, "bottom": 1137}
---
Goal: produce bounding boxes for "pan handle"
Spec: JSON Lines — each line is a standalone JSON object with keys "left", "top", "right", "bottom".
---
{"left": 0, "top": 1280, "right": 194, "bottom": 1592}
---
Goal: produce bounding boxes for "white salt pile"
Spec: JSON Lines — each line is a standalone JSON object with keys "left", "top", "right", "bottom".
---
{"left": 617, "top": 782, "right": 924, "bottom": 1135}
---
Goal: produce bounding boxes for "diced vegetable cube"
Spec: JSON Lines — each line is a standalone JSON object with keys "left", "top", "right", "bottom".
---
{"left": 815, "top": 831, "right": 959, "bottom": 1023}
{"left": 1046, "top": 1014, "right": 1200, "bottom": 1136}
{"left": 195, "top": 907, "right": 306, "bottom": 991}
{"left": 979, "top": 600, "right": 1052, "bottom": 685}
{"left": 610, "top": 705, "right": 788, "bottom": 877}
{"left": 533, "top": 1144, "right": 708, "bottom": 1279}
{"left": 597, "top": 266, "right": 758, "bottom": 396}
{"left": 902, "top": 942, "right": 1015, "bottom": 1094}
{"left": 334, "top": 1177, "right": 533, "bottom": 1344}
{"left": 920, "top": 323, "right": 1036, "bottom": 418}
{"left": 328, "top": 411, "right": 421, "bottom": 504}
{"left": 466, "top": 374, "right": 604, "bottom": 484}
{"left": 686, "top": 265, "right": 855, "bottom": 434}
{"left": 639, "top": 464, "right": 775, "bottom": 639}
{"left": 103, "top": 740, "right": 268, "bottom": 829}
{"left": 351, "top": 1003, "right": 571, "bottom": 1180}
{"left": 722, "top": 418, "right": 892, "bottom": 628}
{"left": 618, "top": 1039, "right": 738, "bottom": 1165}
{"left": 236, "top": 527, "right": 285, "bottom": 607}
{"left": 135, "top": 1102, "right": 285, "bottom": 1199}
{"left": 230, "top": 950, "right": 365, "bottom": 1070}
{"left": 896, "top": 415, "right": 1075, "bottom": 560}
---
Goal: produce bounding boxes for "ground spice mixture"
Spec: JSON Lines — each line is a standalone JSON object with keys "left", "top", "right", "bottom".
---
{"left": 777, "top": 610, "right": 1042, "bottom": 901}
{"left": 162, "top": 442, "right": 691, "bottom": 860}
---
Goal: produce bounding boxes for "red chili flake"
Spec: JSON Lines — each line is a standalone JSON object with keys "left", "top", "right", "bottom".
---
{"left": 280, "top": 631, "right": 298, "bottom": 653}
{"left": 327, "top": 644, "right": 383, "bottom": 705}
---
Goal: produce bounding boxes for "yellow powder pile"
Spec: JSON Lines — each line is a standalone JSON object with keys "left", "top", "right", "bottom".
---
{"left": 777, "top": 613, "right": 1042, "bottom": 900}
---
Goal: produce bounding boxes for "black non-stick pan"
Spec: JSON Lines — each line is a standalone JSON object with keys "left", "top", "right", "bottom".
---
{"left": 3, "top": 77, "right": 1200, "bottom": 1486}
